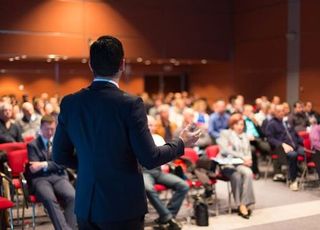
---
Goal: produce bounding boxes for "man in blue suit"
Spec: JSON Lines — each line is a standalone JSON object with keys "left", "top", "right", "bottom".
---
{"left": 52, "top": 35, "right": 200, "bottom": 230}
{"left": 27, "top": 115, "right": 76, "bottom": 230}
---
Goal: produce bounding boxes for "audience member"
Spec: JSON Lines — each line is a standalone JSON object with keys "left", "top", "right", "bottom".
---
{"left": 16, "top": 102, "right": 41, "bottom": 138}
{"left": 175, "top": 108, "right": 212, "bottom": 150}
{"left": 288, "top": 101, "right": 309, "bottom": 132}
{"left": 265, "top": 104, "right": 303, "bottom": 191}
{"left": 271, "top": 96, "right": 281, "bottom": 105}
{"left": 156, "top": 104, "right": 178, "bottom": 142}
{"left": 217, "top": 113, "right": 255, "bottom": 219}
{"left": 143, "top": 116, "right": 188, "bottom": 230}
{"left": 26, "top": 115, "right": 77, "bottom": 230}
{"left": 0, "top": 102, "right": 23, "bottom": 143}
{"left": 208, "top": 100, "right": 230, "bottom": 143}
{"left": 243, "top": 104, "right": 271, "bottom": 178}
{"left": 305, "top": 101, "right": 320, "bottom": 124}
{"left": 254, "top": 101, "right": 270, "bottom": 127}
{"left": 169, "top": 98, "right": 185, "bottom": 128}
{"left": 193, "top": 99, "right": 210, "bottom": 129}
{"left": 33, "top": 98, "right": 45, "bottom": 116}
{"left": 309, "top": 116, "right": 320, "bottom": 177}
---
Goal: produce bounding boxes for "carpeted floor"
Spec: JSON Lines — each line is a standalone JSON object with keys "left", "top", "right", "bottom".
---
{"left": 8, "top": 163, "right": 320, "bottom": 229}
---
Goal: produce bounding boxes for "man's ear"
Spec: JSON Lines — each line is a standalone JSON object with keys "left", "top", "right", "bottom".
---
{"left": 119, "top": 58, "right": 125, "bottom": 72}
{"left": 88, "top": 60, "right": 93, "bottom": 72}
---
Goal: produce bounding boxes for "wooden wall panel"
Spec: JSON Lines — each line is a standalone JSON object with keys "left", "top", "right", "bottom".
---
{"left": 233, "top": 0, "right": 287, "bottom": 103}
{"left": 300, "top": 0, "right": 320, "bottom": 110}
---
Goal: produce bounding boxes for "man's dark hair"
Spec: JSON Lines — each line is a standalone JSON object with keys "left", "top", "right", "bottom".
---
{"left": 293, "top": 101, "right": 303, "bottom": 108}
{"left": 90, "top": 35, "right": 124, "bottom": 77}
{"left": 41, "top": 115, "right": 56, "bottom": 127}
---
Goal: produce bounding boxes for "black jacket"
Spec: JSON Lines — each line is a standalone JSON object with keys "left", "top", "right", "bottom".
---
{"left": 52, "top": 81, "right": 184, "bottom": 222}
{"left": 265, "top": 117, "right": 303, "bottom": 150}
{"left": 27, "top": 136, "right": 65, "bottom": 182}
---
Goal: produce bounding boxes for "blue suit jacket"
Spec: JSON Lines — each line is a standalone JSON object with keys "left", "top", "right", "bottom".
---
{"left": 52, "top": 81, "right": 184, "bottom": 222}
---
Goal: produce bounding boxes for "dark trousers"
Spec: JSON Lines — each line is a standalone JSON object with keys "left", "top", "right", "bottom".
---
{"left": 33, "top": 174, "right": 77, "bottom": 230}
{"left": 78, "top": 216, "right": 144, "bottom": 230}
{"left": 273, "top": 146, "right": 300, "bottom": 181}
{"left": 250, "top": 138, "right": 271, "bottom": 174}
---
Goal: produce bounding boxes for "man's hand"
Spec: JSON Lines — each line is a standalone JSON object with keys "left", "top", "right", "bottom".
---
{"left": 282, "top": 143, "right": 294, "bottom": 154}
{"left": 29, "top": 162, "right": 48, "bottom": 173}
{"left": 179, "top": 124, "right": 201, "bottom": 147}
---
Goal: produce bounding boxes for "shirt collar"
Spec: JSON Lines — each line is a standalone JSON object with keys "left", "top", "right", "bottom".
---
{"left": 93, "top": 77, "right": 119, "bottom": 88}
{"left": 40, "top": 135, "right": 52, "bottom": 147}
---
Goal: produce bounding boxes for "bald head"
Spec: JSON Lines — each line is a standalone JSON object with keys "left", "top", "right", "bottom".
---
{"left": 274, "top": 104, "right": 285, "bottom": 120}
{"left": 22, "top": 102, "right": 34, "bottom": 117}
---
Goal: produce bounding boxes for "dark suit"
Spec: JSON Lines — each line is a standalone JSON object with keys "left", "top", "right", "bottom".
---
{"left": 27, "top": 136, "right": 77, "bottom": 230}
{"left": 52, "top": 81, "right": 184, "bottom": 228}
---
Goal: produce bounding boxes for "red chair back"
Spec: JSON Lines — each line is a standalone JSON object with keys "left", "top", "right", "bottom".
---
{"left": 205, "top": 145, "right": 220, "bottom": 159}
{"left": 298, "top": 131, "right": 309, "bottom": 140}
{"left": 0, "top": 142, "right": 27, "bottom": 154}
{"left": 23, "top": 136, "right": 35, "bottom": 143}
{"left": 6, "top": 149, "right": 28, "bottom": 177}
{"left": 181, "top": 148, "right": 199, "bottom": 164}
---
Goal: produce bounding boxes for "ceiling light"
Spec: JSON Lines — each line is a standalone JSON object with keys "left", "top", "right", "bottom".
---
{"left": 14, "top": 56, "right": 20, "bottom": 60}
{"left": 145, "top": 60, "right": 151, "bottom": 65}
{"left": 21, "top": 55, "right": 27, "bottom": 59}
{"left": 169, "top": 58, "right": 176, "bottom": 64}
{"left": 46, "top": 58, "right": 52, "bottom": 63}
{"left": 81, "top": 58, "right": 87, "bottom": 63}
{"left": 201, "top": 59, "right": 208, "bottom": 64}
{"left": 137, "top": 57, "right": 143, "bottom": 63}
{"left": 9, "top": 58, "right": 14, "bottom": 62}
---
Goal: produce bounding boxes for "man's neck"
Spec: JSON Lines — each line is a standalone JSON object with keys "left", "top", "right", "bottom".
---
{"left": 94, "top": 76, "right": 119, "bottom": 87}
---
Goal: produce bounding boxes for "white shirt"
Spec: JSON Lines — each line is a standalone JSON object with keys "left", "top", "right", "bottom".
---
{"left": 152, "top": 134, "right": 166, "bottom": 147}
{"left": 93, "top": 78, "right": 119, "bottom": 88}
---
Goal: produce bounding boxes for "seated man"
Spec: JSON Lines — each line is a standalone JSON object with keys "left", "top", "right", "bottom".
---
{"left": 16, "top": 102, "right": 41, "bottom": 139}
{"left": 288, "top": 101, "right": 309, "bottom": 132}
{"left": 0, "top": 102, "right": 23, "bottom": 144}
{"left": 208, "top": 100, "right": 230, "bottom": 144}
{"left": 144, "top": 116, "right": 189, "bottom": 230}
{"left": 27, "top": 115, "right": 77, "bottom": 230}
{"left": 266, "top": 104, "right": 303, "bottom": 191}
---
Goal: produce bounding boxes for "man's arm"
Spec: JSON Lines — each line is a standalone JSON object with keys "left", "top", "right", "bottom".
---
{"left": 27, "top": 143, "right": 64, "bottom": 173}
{"left": 127, "top": 97, "right": 185, "bottom": 169}
{"left": 52, "top": 97, "right": 77, "bottom": 169}
{"left": 265, "top": 122, "right": 282, "bottom": 148}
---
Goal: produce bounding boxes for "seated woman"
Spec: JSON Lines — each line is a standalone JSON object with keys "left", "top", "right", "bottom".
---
{"left": 310, "top": 116, "right": 320, "bottom": 177}
{"left": 217, "top": 113, "right": 255, "bottom": 219}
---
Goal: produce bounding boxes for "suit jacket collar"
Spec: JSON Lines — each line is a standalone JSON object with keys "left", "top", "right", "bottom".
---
{"left": 88, "top": 81, "right": 119, "bottom": 91}
{"left": 36, "top": 135, "right": 46, "bottom": 151}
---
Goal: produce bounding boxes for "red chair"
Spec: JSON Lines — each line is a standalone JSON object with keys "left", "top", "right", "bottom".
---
{"left": 5, "top": 149, "right": 28, "bottom": 224}
{"left": 205, "top": 145, "right": 220, "bottom": 159}
{"left": 0, "top": 172, "right": 15, "bottom": 230}
{"left": 181, "top": 148, "right": 199, "bottom": 165}
{"left": 23, "top": 136, "right": 35, "bottom": 143}
{"left": 0, "top": 142, "right": 27, "bottom": 154}
{"left": 298, "top": 132, "right": 317, "bottom": 189}
{"left": 0, "top": 197, "right": 14, "bottom": 229}
{"left": 205, "top": 145, "right": 233, "bottom": 214}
